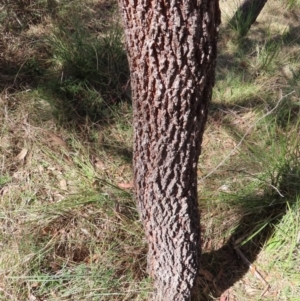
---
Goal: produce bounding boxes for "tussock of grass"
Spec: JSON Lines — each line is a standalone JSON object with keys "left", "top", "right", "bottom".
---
{"left": 43, "top": 0, "right": 129, "bottom": 122}
{"left": 46, "top": 17, "right": 129, "bottom": 121}
{"left": 0, "top": 0, "right": 300, "bottom": 301}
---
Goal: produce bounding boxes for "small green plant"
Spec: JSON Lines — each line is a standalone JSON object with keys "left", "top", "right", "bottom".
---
{"left": 228, "top": 0, "right": 267, "bottom": 37}
{"left": 229, "top": 7, "right": 254, "bottom": 37}
{"left": 254, "top": 39, "right": 281, "bottom": 72}
{"left": 286, "top": 0, "right": 300, "bottom": 9}
{"left": 0, "top": 175, "right": 11, "bottom": 186}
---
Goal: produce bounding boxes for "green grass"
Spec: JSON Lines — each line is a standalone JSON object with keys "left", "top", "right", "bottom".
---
{"left": 0, "top": 0, "right": 300, "bottom": 300}
{"left": 2, "top": 192, "right": 147, "bottom": 300}
{"left": 228, "top": 1, "right": 257, "bottom": 37}
{"left": 286, "top": 0, "right": 300, "bottom": 9}
{"left": 43, "top": 2, "right": 129, "bottom": 122}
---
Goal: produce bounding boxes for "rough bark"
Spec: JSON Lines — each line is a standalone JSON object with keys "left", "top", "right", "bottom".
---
{"left": 118, "top": 1, "right": 220, "bottom": 300}
{"left": 230, "top": 0, "right": 268, "bottom": 36}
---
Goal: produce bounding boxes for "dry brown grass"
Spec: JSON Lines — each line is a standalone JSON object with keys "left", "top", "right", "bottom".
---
{"left": 0, "top": 88, "right": 148, "bottom": 300}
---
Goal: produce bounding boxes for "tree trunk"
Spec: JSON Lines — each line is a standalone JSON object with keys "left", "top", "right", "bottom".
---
{"left": 118, "top": 1, "right": 220, "bottom": 300}
{"left": 230, "top": 0, "right": 268, "bottom": 36}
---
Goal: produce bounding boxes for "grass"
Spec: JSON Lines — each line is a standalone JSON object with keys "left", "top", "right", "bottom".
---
{"left": 0, "top": 0, "right": 300, "bottom": 300}
{"left": 46, "top": 18, "right": 129, "bottom": 121}
{"left": 228, "top": 1, "right": 258, "bottom": 37}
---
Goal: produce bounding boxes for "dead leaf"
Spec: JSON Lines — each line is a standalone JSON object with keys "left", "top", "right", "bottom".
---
{"left": 50, "top": 262, "right": 61, "bottom": 272}
{"left": 219, "top": 291, "right": 229, "bottom": 301}
{"left": 0, "top": 186, "right": 9, "bottom": 196}
{"left": 199, "top": 269, "right": 214, "bottom": 281}
{"left": 59, "top": 179, "right": 67, "bottom": 190}
{"left": 0, "top": 136, "right": 10, "bottom": 148}
{"left": 98, "top": 132, "right": 104, "bottom": 144}
{"left": 91, "top": 254, "right": 100, "bottom": 263}
{"left": 96, "top": 229, "right": 102, "bottom": 238}
{"left": 40, "top": 226, "right": 52, "bottom": 236}
{"left": 46, "top": 133, "right": 68, "bottom": 148}
{"left": 15, "top": 148, "right": 28, "bottom": 161}
{"left": 31, "top": 282, "right": 40, "bottom": 289}
{"left": 28, "top": 294, "right": 37, "bottom": 301}
{"left": 52, "top": 192, "right": 64, "bottom": 202}
{"left": 117, "top": 182, "right": 134, "bottom": 189}
{"left": 94, "top": 157, "right": 106, "bottom": 170}
{"left": 37, "top": 165, "right": 44, "bottom": 173}
{"left": 80, "top": 228, "right": 90, "bottom": 236}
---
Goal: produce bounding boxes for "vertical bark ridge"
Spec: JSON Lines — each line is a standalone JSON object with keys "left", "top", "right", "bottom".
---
{"left": 118, "top": 1, "right": 220, "bottom": 300}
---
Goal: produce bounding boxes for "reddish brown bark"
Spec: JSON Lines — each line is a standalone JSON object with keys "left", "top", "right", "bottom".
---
{"left": 118, "top": 1, "right": 220, "bottom": 300}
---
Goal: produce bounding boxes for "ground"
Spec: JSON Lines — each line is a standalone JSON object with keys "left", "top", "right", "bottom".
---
{"left": 0, "top": 0, "right": 299, "bottom": 300}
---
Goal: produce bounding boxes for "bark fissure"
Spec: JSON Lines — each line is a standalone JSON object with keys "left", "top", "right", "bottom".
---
{"left": 118, "top": 1, "right": 220, "bottom": 300}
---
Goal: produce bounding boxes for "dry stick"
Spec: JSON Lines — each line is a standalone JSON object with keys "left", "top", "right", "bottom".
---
{"left": 199, "top": 90, "right": 295, "bottom": 198}
{"left": 234, "top": 244, "right": 271, "bottom": 297}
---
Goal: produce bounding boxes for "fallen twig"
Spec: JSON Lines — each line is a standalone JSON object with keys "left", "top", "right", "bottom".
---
{"left": 200, "top": 90, "right": 295, "bottom": 198}
{"left": 233, "top": 244, "right": 270, "bottom": 297}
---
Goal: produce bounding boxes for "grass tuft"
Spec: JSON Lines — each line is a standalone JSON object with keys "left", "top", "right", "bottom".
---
{"left": 44, "top": 3, "right": 129, "bottom": 122}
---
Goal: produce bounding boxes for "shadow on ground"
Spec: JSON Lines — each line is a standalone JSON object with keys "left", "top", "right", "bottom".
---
{"left": 0, "top": 0, "right": 130, "bottom": 124}
{"left": 193, "top": 162, "right": 300, "bottom": 300}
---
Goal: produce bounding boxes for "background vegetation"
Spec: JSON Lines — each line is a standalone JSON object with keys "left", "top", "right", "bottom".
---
{"left": 0, "top": 0, "right": 299, "bottom": 300}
